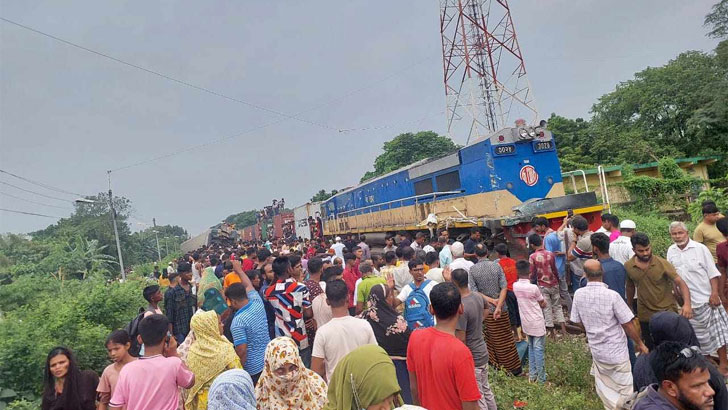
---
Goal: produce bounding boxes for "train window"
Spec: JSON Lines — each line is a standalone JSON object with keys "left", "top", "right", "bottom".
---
{"left": 414, "top": 178, "right": 434, "bottom": 195}
{"left": 436, "top": 171, "right": 461, "bottom": 192}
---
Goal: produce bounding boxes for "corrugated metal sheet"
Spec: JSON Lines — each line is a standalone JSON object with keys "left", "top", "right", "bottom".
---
{"left": 408, "top": 153, "right": 460, "bottom": 179}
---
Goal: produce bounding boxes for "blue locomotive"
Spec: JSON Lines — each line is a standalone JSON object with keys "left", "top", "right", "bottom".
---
{"left": 320, "top": 125, "right": 603, "bottom": 251}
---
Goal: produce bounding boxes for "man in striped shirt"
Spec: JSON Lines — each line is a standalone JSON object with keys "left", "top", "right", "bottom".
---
{"left": 264, "top": 256, "right": 314, "bottom": 366}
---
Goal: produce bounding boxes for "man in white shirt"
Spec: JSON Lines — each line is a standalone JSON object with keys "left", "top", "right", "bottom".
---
{"left": 667, "top": 221, "right": 728, "bottom": 375}
{"left": 392, "top": 246, "right": 415, "bottom": 292}
{"left": 448, "top": 241, "right": 474, "bottom": 272}
{"left": 438, "top": 235, "right": 452, "bottom": 268}
{"left": 311, "top": 279, "right": 377, "bottom": 382}
{"left": 411, "top": 232, "right": 426, "bottom": 251}
{"left": 329, "top": 237, "right": 346, "bottom": 260}
{"left": 609, "top": 220, "right": 636, "bottom": 265}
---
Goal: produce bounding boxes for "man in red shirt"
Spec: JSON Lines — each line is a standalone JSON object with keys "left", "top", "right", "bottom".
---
{"left": 407, "top": 282, "right": 481, "bottom": 410}
{"left": 495, "top": 243, "right": 521, "bottom": 342}
{"left": 241, "top": 248, "right": 257, "bottom": 271}
{"left": 342, "top": 252, "right": 360, "bottom": 315}
{"left": 529, "top": 233, "right": 567, "bottom": 339}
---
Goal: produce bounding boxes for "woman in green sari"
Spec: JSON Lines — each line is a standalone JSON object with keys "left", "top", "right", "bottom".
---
{"left": 197, "top": 267, "right": 223, "bottom": 310}
{"left": 324, "top": 345, "right": 404, "bottom": 410}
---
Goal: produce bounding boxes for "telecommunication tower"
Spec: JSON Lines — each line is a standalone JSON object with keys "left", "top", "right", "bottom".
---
{"left": 440, "top": 0, "right": 538, "bottom": 144}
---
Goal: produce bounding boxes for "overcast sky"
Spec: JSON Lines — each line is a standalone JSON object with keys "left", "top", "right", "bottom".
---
{"left": 0, "top": 0, "right": 720, "bottom": 236}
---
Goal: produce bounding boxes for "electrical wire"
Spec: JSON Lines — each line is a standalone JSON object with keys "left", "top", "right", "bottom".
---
{"left": 1, "top": 17, "right": 443, "bottom": 173}
{"left": 0, "top": 16, "right": 339, "bottom": 132}
{"left": 0, "top": 180, "right": 74, "bottom": 202}
{"left": 0, "top": 191, "right": 74, "bottom": 210}
{"left": 0, "top": 208, "right": 62, "bottom": 218}
{"left": 0, "top": 168, "right": 83, "bottom": 197}
{"left": 109, "top": 64, "right": 439, "bottom": 172}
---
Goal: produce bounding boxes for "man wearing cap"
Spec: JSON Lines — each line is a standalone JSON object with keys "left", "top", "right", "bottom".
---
{"left": 330, "top": 237, "right": 346, "bottom": 260}
{"left": 610, "top": 220, "right": 636, "bottom": 265}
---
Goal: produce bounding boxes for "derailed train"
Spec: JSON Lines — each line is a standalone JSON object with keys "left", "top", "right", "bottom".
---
{"left": 227, "top": 125, "right": 606, "bottom": 257}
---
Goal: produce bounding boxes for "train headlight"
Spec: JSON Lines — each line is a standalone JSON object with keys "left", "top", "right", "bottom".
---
{"left": 518, "top": 128, "right": 529, "bottom": 139}
{"left": 528, "top": 128, "right": 537, "bottom": 138}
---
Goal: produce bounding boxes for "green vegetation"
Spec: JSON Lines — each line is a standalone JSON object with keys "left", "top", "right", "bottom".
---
{"left": 223, "top": 209, "right": 258, "bottom": 229}
{"left": 549, "top": 18, "right": 728, "bottom": 178}
{"left": 0, "top": 193, "right": 182, "bottom": 406}
{"left": 611, "top": 207, "right": 695, "bottom": 257}
{"left": 311, "top": 189, "right": 339, "bottom": 202}
{"left": 360, "top": 131, "right": 460, "bottom": 183}
{"left": 491, "top": 337, "right": 602, "bottom": 410}
{"left": 619, "top": 158, "right": 705, "bottom": 212}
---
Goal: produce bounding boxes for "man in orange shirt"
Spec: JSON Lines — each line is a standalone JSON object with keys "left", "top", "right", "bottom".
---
{"left": 495, "top": 243, "right": 521, "bottom": 342}
{"left": 222, "top": 261, "right": 242, "bottom": 289}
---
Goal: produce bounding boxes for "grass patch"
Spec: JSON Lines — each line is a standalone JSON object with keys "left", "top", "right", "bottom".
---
{"left": 490, "top": 336, "right": 603, "bottom": 409}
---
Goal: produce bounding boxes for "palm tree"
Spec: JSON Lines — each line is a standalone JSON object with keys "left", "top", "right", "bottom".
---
{"left": 68, "top": 236, "right": 117, "bottom": 279}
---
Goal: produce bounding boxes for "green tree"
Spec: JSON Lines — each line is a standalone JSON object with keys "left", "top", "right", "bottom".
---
{"left": 310, "top": 189, "right": 338, "bottom": 202}
{"left": 360, "top": 131, "right": 460, "bottom": 182}
{"left": 705, "top": 0, "right": 728, "bottom": 39}
{"left": 223, "top": 210, "right": 258, "bottom": 228}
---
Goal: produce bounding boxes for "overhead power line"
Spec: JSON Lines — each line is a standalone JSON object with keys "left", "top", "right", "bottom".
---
{"left": 0, "top": 207, "right": 62, "bottom": 218}
{"left": 0, "top": 191, "right": 74, "bottom": 210}
{"left": 109, "top": 62, "right": 438, "bottom": 172}
{"left": 0, "top": 17, "right": 339, "bottom": 132}
{"left": 0, "top": 168, "right": 83, "bottom": 197}
{"left": 0, "top": 180, "right": 74, "bottom": 202}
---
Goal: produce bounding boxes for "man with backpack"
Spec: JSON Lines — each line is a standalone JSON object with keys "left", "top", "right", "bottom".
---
{"left": 392, "top": 258, "right": 436, "bottom": 330}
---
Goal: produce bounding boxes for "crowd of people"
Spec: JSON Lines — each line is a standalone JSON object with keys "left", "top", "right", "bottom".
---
{"left": 40, "top": 201, "right": 728, "bottom": 410}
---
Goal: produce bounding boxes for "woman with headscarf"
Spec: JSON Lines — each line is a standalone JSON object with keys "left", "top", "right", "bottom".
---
{"left": 324, "top": 344, "right": 403, "bottom": 410}
{"left": 208, "top": 369, "right": 257, "bottom": 410}
{"left": 633, "top": 311, "right": 728, "bottom": 410}
{"left": 358, "top": 283, "right": 413, "bottom": 404}
{"left": 198, "top": 266, "right": 224, "bottom": 309}
{"left": 185, "top": 310, "right": 242, "bottom": 410}
{"left": 255, "top": 337, "right": 328, "bottom": 410}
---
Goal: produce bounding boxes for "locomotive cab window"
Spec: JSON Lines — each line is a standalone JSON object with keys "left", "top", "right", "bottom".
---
{"left": 414, "top": 178, "right": 434, "bottom": 195}
{"left": 436, "top": 171, "right": 461, "bottom": 192}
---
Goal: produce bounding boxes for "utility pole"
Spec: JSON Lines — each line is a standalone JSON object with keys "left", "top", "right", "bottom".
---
{"left": 152, "top": 218, "right": 161, "bottom": 263}
{"left": 107, "top": 171, "right": 125, "bottom": 280}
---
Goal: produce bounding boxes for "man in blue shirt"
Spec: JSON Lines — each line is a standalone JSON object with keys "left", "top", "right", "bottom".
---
{"left": 226, "top": 261, "right": 270, "bottom": 385}
{"left": 591, "top": 233, "right": 627, "bottom": 300}
{"left": 544, "top": 231, "right": 572, "bottom": 312}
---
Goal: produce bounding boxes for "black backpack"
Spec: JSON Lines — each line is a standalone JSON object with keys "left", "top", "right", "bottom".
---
{"left": 124, "top": 307, "right": 146, "bottom": 357}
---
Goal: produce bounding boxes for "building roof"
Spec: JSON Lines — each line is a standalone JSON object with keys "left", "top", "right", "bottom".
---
{"left": 561, "top": 155, "right": 721, "bottom": 177}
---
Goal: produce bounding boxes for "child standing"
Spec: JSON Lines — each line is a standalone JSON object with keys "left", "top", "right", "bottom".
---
{"left": 528, "top": 233, "right": 567, "bottom": 338}
{"left": 513, "top": 260, "right": 548, "bottom": 384}
{"left": 97, "top": 330, "right": 137, "bottom": 410}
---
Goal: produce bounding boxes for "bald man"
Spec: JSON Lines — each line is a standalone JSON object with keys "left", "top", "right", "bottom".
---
{"left": 570, "top": 259, "right": 647, "bottom": 409}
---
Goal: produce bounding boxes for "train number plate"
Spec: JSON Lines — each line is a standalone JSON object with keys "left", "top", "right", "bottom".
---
{"left": 533, "top": 140, "right": 554, "bottom": 152}
{"left": 493, "top": 144, "right": 516, "bottom": 156}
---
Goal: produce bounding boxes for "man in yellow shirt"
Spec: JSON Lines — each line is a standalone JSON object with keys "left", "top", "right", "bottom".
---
{"left": 694, "top": 201, "right": 724, "bottom": 263}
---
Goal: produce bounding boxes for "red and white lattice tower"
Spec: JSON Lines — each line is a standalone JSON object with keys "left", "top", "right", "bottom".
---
{"left": 440, "top": 0, "right": 538, "bottom": 144}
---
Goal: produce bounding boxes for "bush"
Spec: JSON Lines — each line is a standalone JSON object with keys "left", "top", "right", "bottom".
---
{"left": 687, "top": 187, "right": 728, "bottom": 223}
{"left": 619, "top": 158, "right": 703, "bottom": 212}
{"left": 611, "top": 207, "right": 696, "bottom": 257}
{"left": 0, "top": 276, "right": 148, "bottom": 398}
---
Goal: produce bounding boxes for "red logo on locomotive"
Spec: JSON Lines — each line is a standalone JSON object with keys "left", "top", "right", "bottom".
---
{"left": 519, "top": 165, "right": 539, "bottom": 186}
